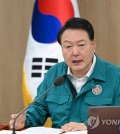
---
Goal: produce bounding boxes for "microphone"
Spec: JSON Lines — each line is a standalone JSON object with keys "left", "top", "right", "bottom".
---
{"left": 12, "top": 76, "right": 64, "bottom": 134}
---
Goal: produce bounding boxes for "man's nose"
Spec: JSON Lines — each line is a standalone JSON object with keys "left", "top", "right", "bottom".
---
{"left": 72, "top": 46, "right": 79, "bottom": 57}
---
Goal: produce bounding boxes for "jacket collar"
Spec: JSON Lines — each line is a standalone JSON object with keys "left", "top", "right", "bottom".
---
{"left": 88, "top": 55, "right": 106, "bottom": 82}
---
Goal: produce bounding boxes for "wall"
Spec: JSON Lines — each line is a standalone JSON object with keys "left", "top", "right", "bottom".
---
{"left": 0, "top": 0, "right": 120, "bottom": 124}
{"left": 78, "top": 0, "right": 120, "bottom": 65}
{"left": 0, "top": 0, "right": 34, "bottom": 124}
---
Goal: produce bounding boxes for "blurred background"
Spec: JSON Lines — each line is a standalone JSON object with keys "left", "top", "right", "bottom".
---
{"left": 0, "top": 0, "right": 120, "bottom": 124}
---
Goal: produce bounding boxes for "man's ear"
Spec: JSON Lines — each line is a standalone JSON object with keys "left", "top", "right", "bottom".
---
{"left": 92, "top": 39, "right": 96, "bottom": 52}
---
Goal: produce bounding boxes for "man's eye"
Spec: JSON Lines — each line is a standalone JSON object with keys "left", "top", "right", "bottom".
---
{"left": 66, "top": 46, "right": 72, "bottom": 48}
{"left": 79, "top": 44, "right": 85, "bottom": 46}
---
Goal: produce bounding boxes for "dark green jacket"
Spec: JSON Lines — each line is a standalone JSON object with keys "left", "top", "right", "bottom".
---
{"left": 25, "top": 56, "right": 120, "bottom": 128}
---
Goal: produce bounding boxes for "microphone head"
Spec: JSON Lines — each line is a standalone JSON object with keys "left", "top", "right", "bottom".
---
{"left": 54, "top": 76, "right": 64, "bottom": 86}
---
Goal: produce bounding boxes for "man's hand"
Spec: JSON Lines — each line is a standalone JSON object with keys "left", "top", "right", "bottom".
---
{"left": 61, "top": 122, "right": 87, "bottom": 133}
{"left": 9, "top": 112, "right": 26, "bottom": 130}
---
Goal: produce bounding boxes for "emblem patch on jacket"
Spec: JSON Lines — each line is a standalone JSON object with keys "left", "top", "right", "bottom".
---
{"left": 92, "top": 85, "right": 102, "bottom": 95}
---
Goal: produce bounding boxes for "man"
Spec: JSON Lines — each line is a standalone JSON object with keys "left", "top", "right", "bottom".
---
{"left": 9, "top": 18, "right": 120, "bottom": 132}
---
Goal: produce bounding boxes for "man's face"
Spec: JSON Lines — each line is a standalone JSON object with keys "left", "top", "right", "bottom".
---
{"left": 61, "top": 29, "right": 96, "bottom": 77}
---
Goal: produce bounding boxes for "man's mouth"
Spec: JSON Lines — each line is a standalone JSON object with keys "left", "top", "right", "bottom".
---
{"left": 73, "top": 60, "right": 81, "bottom": 63}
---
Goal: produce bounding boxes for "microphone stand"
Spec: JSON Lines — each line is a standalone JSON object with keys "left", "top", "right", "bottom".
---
{"left": 12, "top": 84, "right": 55, "bottom": 134}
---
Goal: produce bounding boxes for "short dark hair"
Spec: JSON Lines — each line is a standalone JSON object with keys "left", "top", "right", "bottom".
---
{"left": 57, "top": 17, "right": 94, "bottom": 44}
